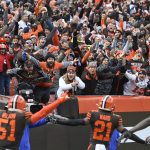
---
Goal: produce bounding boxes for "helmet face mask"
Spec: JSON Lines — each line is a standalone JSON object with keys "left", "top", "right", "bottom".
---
{"left": 8, "top": 95, "right": 26, "bottom": 111}
{"left": 98, "top": 95, "right": 115, "bottom": 112}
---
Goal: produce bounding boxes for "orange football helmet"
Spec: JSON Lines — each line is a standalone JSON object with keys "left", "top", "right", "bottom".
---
{"left": 7, "top": 95, "right": 26, "bottom": 111}
{"left": 98, "top": 95, "right": 115, "bottom": 111}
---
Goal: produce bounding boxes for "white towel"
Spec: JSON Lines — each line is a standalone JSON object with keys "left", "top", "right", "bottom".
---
{"left": 95, "top": 144, "right": 106, "bottom": 150}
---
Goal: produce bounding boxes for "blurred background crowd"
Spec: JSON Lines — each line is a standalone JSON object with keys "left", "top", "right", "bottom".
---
{"left": 0, "top": 0, "right": 150, "bottom": 105}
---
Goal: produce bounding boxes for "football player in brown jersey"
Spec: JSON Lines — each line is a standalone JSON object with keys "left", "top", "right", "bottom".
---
{"left": 47, "top": 95, "right": 146, "bottom": 150}
{"left": 0, "top": 92, "right": 69, "bottom": 150}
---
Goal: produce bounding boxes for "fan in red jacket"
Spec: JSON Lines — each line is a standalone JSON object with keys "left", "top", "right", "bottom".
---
{"left": 0, "top": 43, "right": 13, "bottom": 95}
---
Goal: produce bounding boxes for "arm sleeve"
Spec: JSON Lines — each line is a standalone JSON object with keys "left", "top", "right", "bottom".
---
{"left": 85, "top": 33, "right": 92, "bottom": 45}
{"left": 121, "top": 128, "right": 145, "bottom": 144}
{"left": 123, "top": 40, "right": 132, "bottom": 54}
{"left": 29, "top": 55, "right": 41, "bottom": 69}
{"left": 130, "top": 134, "right": 145, "bottom": 144}
{"left": 52, "top": 31, "right": 59, "bottom": 46}
{"left": 37, "top": 24, "right": 43, "bottom": 33}
{"left": 35, "top": 0, "right": 42, "bottom": 16}
{"left": 29, "top": 118, "right": 47, "bottom": 128}
{"left": 30, "top": 97, "right": 66, "bottom": 124}
{"left": 59, "top": 77, "right": 72, "bottom": 90}
{"left": 7, "top": 68, "right": 20, "bottom": 75}
{"left": 132, "top": 35, "right": 138, "bottom": 51}
{"left": 76, "top": 77, "right": 85, "bottom": 89}
{"left": 125, "top": 71, "right": 136, "bottom": 81}
{"left": 3, "top": 10, "right": 8, "bottom": 25}
{"left": 45, "top": 18, "right": 54, "bottom": 32}
{"left": 56, "top": 117, "right": 86, "bottom": 126}
{"left": 81, "top": 49, "right": 91, "bottom": 64}
{"left": 73, "top": 31, "right": 79, "bottom": 48}
{"left": 44, "top": 27, "right": 57, "bottom": 47}
{"left": 57, "top": 52, "right": 66, "bottom": 62}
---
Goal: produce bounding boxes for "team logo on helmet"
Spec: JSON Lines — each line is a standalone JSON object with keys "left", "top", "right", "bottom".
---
{"left": 8, "top": 95, "right": 26, "bottom": 111}
{"left": 98, "top": 95, "right": 115, "bottom": 111}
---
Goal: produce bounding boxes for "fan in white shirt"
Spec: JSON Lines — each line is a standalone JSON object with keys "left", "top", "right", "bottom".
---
{"left": 57, "top": 65, "right": 85, "bottom": 98}
{"left": 123, "top": 69, "right": 149, "bottom": 95}
{"left": 18, "top": 13, "right": 30, "bottom": 29}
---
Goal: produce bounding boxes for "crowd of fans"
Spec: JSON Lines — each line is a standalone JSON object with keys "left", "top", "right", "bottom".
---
{"left": 0, "top": 0, "right": 150, "bottom": 105}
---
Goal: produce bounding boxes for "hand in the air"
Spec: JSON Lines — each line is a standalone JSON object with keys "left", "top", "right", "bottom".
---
{"left": 46, "top": 114, "right": 58, "bottom": 124}
{"left": 46, "top": 114, "right": 68, "bottom": 124}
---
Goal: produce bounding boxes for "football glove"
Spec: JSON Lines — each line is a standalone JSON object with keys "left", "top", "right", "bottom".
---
{"left": 118, "top": 130, "right": 132, "bottom": 144}
{"left": 46, "top": 114, "right": 58, "bottom": 124}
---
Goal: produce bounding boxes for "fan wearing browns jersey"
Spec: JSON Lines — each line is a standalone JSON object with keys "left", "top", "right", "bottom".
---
{"left": 47, "top": 95, "right": 146, "bottom": 150}
{"left": 0, "top": 92, "right": 69, "bottom": 150}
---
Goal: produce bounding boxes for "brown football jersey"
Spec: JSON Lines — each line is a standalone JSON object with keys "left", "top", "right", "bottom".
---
{"left": 0, "top": 110, "right": 26, "bottom": 149}
{"left": 87, "top": 110, "right": 122, "bottom": 146}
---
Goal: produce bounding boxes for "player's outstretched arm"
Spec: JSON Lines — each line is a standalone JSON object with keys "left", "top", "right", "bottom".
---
{"left": 29, "top": 92, "right": 69, "bottom": 124}
{"left": 119, "top": 117, "right": 150, "bottom": 143}
{"left": 130, "top": 133, "right": 146, "bottom": 144}
{"left": 47, "top": 114, "right": 89, "bottom": 126}
{"left": 118, "top": 128, "right": 146, "bottom": 145}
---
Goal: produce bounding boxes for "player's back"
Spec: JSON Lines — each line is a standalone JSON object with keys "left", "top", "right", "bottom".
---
{"left": 88, "top": 110, "right": 122, "bottom": 147}
{"left": 0, "top": 109, "right": 26, "bottom": 150}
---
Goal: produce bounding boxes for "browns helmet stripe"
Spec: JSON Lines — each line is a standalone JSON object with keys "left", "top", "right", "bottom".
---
{"left": 101, "top": 95, "right": 110, "bottom": 110}
{"left": 12, "top": 95, "right": 19, "bottom": 109}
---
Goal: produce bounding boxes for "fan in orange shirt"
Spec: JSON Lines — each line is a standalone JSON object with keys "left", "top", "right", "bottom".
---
{"left": 31, "top": 52, "right": 77, "bottom": 104}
